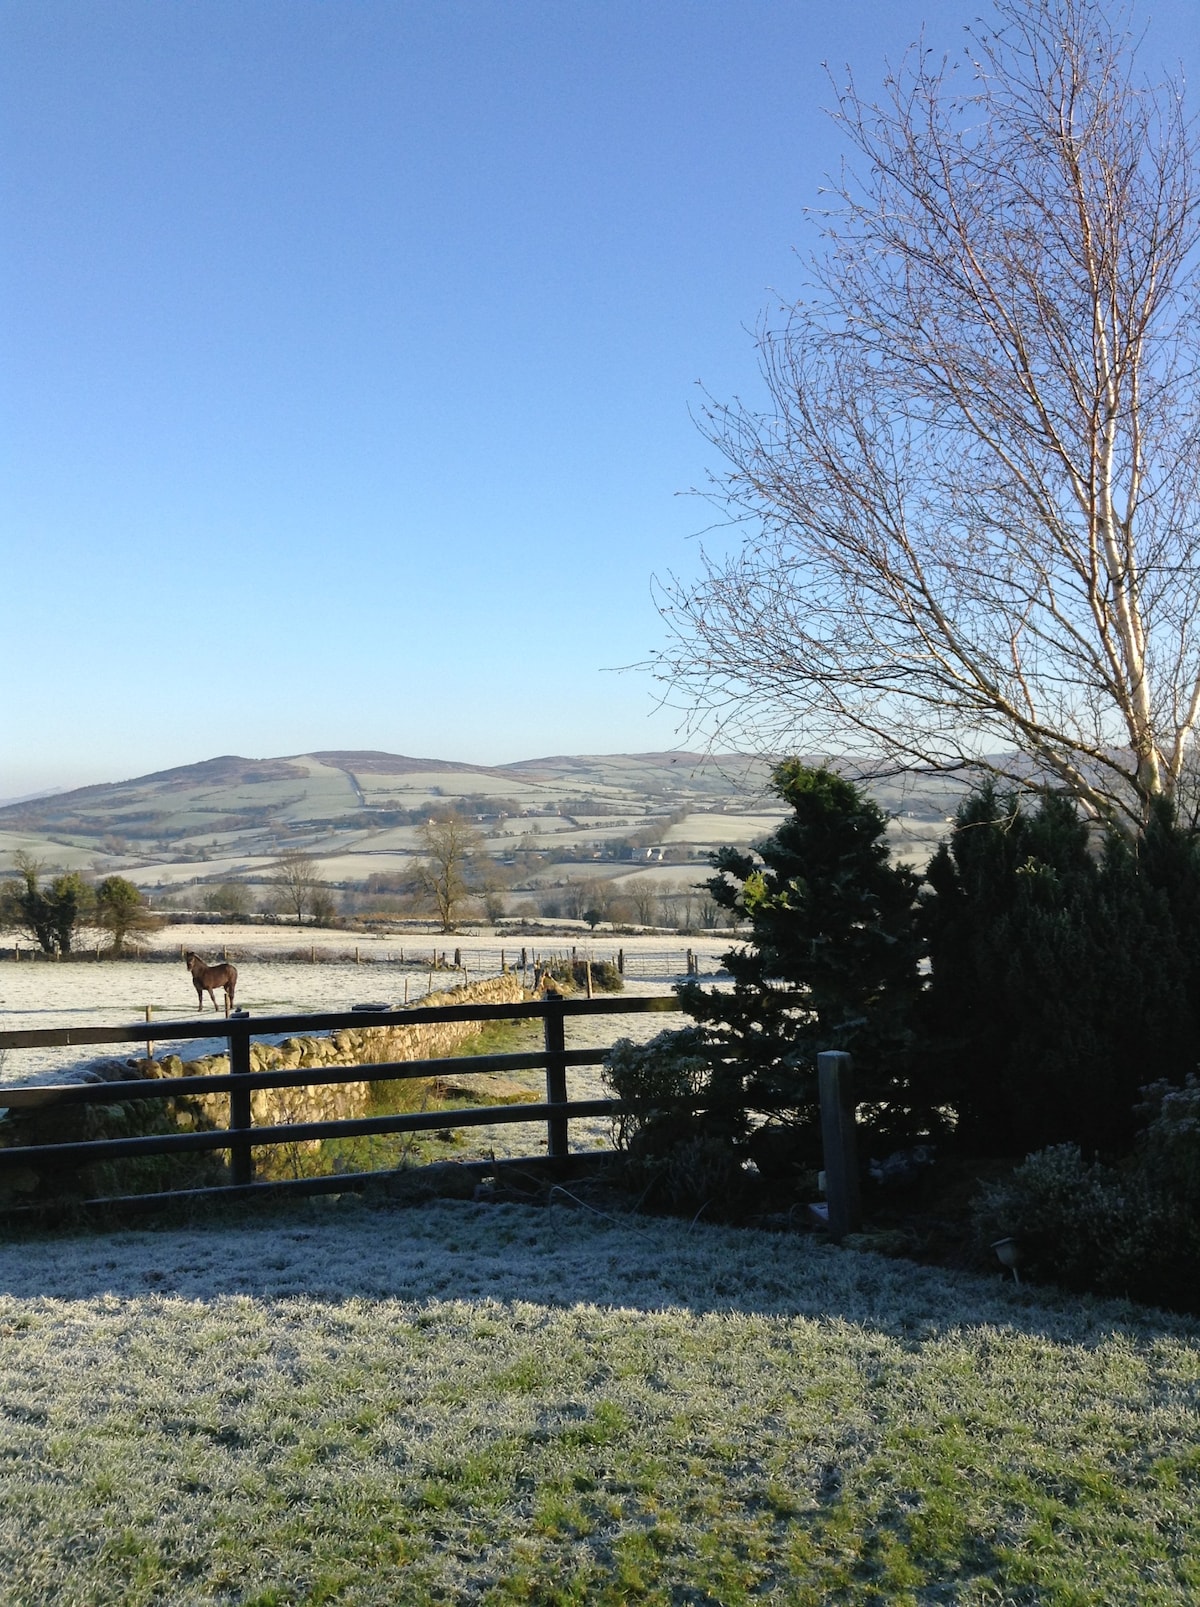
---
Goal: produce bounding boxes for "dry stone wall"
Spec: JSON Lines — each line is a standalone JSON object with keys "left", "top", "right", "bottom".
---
{"left": 156, "top": 973, "right": 531, "bottom": 1129}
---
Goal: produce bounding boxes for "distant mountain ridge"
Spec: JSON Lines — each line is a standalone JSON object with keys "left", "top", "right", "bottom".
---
{"left": 0, "top": 749, "right": 961, "bottom": 882}
{"left": 0, "top": 748, "right": 771, "bottom": 824}
{"left": 0, "top": 748, "right": 780, "bottom": 843}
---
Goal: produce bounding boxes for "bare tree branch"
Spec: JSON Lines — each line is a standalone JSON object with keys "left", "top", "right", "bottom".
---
{"left": 655, "top": 0, "right": 1200, "bottom": 833}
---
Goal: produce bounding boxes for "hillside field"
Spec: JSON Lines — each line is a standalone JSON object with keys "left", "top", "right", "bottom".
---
{"left": 0, "top": 751, "right": 963, "bottom": 924}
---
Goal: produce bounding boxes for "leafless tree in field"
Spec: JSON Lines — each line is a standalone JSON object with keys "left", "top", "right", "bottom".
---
{"left": 627, "top": 878, "right": 662, "bottom": 927}
{"left": 656, "top": 0, "right": 1200, "bottom": 834}
{"left": 416, "top": 812, "right": 486, "bottom": 932}
{"left": 272, "top": 849, "right": 324, "bottom": 926}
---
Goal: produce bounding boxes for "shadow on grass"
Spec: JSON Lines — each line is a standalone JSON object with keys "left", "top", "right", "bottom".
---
{"left": 0, "top": 1193, "right": 1194, "bottom": 1350}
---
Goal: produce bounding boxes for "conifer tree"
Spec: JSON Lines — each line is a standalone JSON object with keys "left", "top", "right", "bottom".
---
{"left": 674, "top": 762, "right": 928, "bottom": 1148}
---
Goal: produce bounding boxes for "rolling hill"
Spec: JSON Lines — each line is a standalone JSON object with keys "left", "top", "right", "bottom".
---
{"left": 0, "top": 749, "right": 962, "bottom": 902}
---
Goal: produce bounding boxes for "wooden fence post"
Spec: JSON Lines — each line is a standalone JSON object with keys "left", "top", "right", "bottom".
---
{"left": 144, "top": 1005, "right": 154, "bottom": 1064}
{"left": 817, "top": 1051, "right": 861, "bottom": 1241}
{"left": 543, "top": 992, "right": 569, "bottom": 1160}
{"left": 229, "top": 1025, "right": 254, "bottom": 1186}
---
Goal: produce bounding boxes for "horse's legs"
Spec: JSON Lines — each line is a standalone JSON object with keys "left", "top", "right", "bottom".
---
{"left": 225, "top": 978, "right": 236, "bottom": 1015}
{"left": 205, "top": 988, "right": 218, "bottom": 1013}
{"left": 194, "top": 983, "right": 204, "bottom": 1012}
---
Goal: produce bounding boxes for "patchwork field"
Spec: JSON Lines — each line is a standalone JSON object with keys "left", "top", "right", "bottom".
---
{"left": 0, "top": 1200, "right": 1197, "bottom": 1604}
{"left": 0, "top": 749, "right": 963, "bottom": 904}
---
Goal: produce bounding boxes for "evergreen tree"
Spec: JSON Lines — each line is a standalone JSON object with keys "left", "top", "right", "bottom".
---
{"left": 674, "top": 762, "right": 929, "bottom": 1150}
{"left": 920, "top": 788, "right": 1200, "bottom": 1154}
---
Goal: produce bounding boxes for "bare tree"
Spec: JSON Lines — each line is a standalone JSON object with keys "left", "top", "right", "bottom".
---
{"left": 272, "top": 849, "right": 324, "bottom": 926}
{"left": 657, "top": 0, "right": 1200, "bottom": 835}
{"left": 627, "top": 878, "right": 661, "bottom": 927}
{"left": 416, "top": 812, "right": 486, "bottom": 932}
{"left": 661, "top": 880, "right": 697, "bottom": 932}
{"left": 203, "top": 882, "right": 253, "bottom": 921}
{"left": 560, "top": 876, "right": 609, "bottom": 925}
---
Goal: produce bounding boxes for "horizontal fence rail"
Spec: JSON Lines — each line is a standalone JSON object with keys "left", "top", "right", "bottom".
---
{"left": 0, "top": 994, "right": 683, "bottom": 1210}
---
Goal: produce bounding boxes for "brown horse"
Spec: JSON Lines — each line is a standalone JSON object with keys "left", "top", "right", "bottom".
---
{"left": 184, "top": 951, "right": 238, "bottom": 1016}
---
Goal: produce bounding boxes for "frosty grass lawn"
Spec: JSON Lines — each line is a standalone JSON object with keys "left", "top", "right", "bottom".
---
{"left": 1, "top": 1200, "right": 1198, "bottom": 1606}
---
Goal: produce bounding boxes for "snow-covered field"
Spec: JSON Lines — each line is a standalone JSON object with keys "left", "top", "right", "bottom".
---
{"left": 0, "top": 931, "right": 698, "bottom": 1158}
{"left": 0, "top": 924, "right": 706, "bottom": 1080}
{"left": 0, "top": 1199, "right": 1197, "bottom": 1604}
{"left": 0, "top": 954, "right": 477, "bottom": 1087}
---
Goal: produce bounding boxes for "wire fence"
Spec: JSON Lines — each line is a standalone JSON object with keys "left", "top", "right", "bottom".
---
{"left": 3, "top": 940, "right": 734, "bottom": 980}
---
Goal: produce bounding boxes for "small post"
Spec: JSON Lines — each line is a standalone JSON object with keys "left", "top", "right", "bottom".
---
{"left": 617, "top": 947, "right": 624, "bottom": 975}
{"left": 404, "top": 977, "right": 410, "bottom": 1004}
{"left": 543, "top": 990, "right": 569, "bottom": 1159}
{"left": 144, "top": 1004, "right": 154, "bottom": 1063}
{"left": 585, "top": 959, "right": 593, "bottom": 999}
{"left": 501, "top": 948, "right": 506, "bottom": 972}
{"left": 311, "top": 944, "right": 316, "bottom": 963}
{"left": 355, "top": 946, "right": 360, "bottom": 963}
{"left": 818, "top": 1051, "right": 861, "bottom": 1242}
{"left": 521, "top": 947, "right": 527, "bottom": 970}
{"left": 454, "top": 947, "right": 461, "bottom": 969}
{"left": 229, "top": 1024, "right": 254, "bottom": 1187}
{"left": 687, "top": 947, "right": 695, "bottom": 976}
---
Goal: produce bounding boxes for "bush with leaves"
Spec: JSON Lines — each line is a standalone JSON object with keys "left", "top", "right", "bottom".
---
{"left": 95, "top": 876, "right": 159, "bottom": 955}
{"left": 604, "top": 1027, "right": 710, "bottom": 1155}
{"left": 0, "top": 854, "right": 93, "bottom": 956}
{"left": 538, "top": 957, "right": 622, "bottom": 994}
{"left": 972, "top": 1077, "right": 1200, "bottom": 1310}
{"left": 603, "top": 1029, "right": 754, "bottom": 1216}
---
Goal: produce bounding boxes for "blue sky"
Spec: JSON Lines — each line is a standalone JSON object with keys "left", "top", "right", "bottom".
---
{"left": 3, "top": 0, "right": 1197, "bottom": 797}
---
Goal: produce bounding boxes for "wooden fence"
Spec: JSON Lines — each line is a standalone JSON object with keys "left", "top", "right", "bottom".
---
{"left": 0, "top": 994, "right": 680, "bottom": 1212}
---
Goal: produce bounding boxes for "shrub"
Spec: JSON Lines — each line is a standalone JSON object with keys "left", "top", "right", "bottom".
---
{"left": 972, "top": 1084, "right": 1200, "bottom": 1310}
{"left": 604, "top": 1028, "right": 710, "bottom": 1154}
{"left": 921, "top": 788, "right": 1200, "bottom": 1154}
{"left": 602, "top": 1028, "right": 756, "bottom": 1213}
{"left": 538, "top": 957, "right": 623, "bottom": 993}
{"left": 971, "top": 1145, "right": 1145, "bottom": 1294}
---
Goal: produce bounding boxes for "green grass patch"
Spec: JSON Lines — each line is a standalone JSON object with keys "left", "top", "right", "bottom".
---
{"left": 281, "top": 1016, "right": 543, "bottom": 1178}
{"left": 0, "top": 1202, "right": 1197, "bottom": 1603}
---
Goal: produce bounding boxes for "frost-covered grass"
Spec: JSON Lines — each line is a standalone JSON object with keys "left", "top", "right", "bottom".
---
{"left": 1, "top": 1202, "right": 1198, "bottom": 1605}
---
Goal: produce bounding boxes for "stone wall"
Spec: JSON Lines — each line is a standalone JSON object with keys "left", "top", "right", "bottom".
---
{"left": 158, "top": 972, "right": 531, "bottom": 1129}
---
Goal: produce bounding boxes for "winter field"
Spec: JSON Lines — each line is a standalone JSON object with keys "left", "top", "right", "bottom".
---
{"left": 0, "top": 927, "right": 710, "bottom": 1160}
{"left": 0, "top": 1197, "right": 1198, "bottom": 1604}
